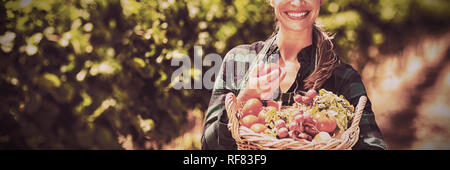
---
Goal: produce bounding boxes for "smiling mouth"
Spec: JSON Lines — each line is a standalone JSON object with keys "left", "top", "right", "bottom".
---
{"left": 285, "top": 11, "right": 310, "bottom": 20}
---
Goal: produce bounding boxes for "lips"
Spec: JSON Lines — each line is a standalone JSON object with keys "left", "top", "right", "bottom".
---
{"left": 284, "top": 11, "right": 310, "bottom": 20}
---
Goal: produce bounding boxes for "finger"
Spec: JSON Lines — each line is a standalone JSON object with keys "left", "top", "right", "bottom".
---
{"left": 259, "top": 81, "right": 281, "bottom": 100}
{"left": 260, "top": 63, "right": 280, "bottom": 75}
{"left": 266, "top": 70, "right": 285, "bottom": 92}
{"left": 260, "top": 63, "right": 280, "bottom": 77}
{"left": 259, "top": 75, "right": 281, "bottom": 91}
{"left": 262, "top": 69, "right": 285, "bottom": 88}
{"left": 259, "top": 69, "right": 280, "bottom": 83}
{"left": 250, "top": 62, "right": 266, "bottom": 77}
{"left": 257, "top": 69, "right": 280, "bottom": 89}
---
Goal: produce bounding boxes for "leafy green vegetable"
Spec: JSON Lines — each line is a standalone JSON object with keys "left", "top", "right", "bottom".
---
{"left": 313, "top": 89, "right": 355, "bottom": 133}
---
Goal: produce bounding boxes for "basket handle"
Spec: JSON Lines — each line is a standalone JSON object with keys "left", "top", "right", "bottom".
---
{"left": 225, "top": 92, "right": 243, "bottom": 143}
{"left": 341, "top": 95, "right": 367, "bottom": 149}
{"left": 350, "top": 96, "right": 367, "bottom": 130}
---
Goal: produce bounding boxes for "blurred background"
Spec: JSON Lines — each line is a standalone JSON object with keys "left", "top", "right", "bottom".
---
{"left": 0, "top": 0, "right": 449, "bottom": 150}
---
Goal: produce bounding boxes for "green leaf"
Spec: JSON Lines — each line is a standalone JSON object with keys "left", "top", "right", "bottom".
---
{"left": 43, "top": 73, "right": 61, "bottom": 87}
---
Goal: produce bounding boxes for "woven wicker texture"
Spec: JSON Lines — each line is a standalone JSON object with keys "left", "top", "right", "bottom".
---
{"left": 225, "top": 92, "right": 367, "bottom": 150}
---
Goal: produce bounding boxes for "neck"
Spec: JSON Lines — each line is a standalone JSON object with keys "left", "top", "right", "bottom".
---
{"left": 277, "top": 26, "right": 313, "bottom": 62}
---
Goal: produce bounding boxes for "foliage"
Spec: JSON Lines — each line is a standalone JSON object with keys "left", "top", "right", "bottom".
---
{"left": 0, "top": 0, "right": 448, "bottom": 149}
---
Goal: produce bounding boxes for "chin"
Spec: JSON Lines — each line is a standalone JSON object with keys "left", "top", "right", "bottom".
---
{"left": 279, "top": 22, "right": 313, "bottom": 32}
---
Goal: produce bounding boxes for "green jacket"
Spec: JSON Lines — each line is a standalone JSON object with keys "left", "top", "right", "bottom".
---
{"left": 201, "top": 35, "right": 387, "bottom": 150}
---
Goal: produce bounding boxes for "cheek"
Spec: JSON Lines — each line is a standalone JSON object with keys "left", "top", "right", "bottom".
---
{"left": 272, "top": 0, "right": 285, "bottom": 12}
{"left": 272, "top": 6, "right": 283, "bottom": 20}
{"left": 274, "top": 8, "right": 281, "bottom": 18}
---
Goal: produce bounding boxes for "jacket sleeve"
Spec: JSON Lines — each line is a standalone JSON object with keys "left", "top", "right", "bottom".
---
{"left": 342, "top": 69, "right": 388, "bottom": 150}
{"left": 201, "top": 47, "right": 247, "bottom": 150}
{"left": 201, "top": 91, "right": 237, "bottom": 150}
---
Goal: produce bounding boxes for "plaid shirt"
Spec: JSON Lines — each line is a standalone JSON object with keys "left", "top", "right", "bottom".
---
{"left": 201, "top": 36, "right": 387, "bottom": 150}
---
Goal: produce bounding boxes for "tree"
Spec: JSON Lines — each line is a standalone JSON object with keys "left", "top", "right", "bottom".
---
{"left": 0, "top": 0, "right": 448, "bottom": 149}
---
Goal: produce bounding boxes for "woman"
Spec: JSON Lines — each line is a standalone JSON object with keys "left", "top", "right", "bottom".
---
{"left": 201, "top": 0, "right": 387, "bottom": 150}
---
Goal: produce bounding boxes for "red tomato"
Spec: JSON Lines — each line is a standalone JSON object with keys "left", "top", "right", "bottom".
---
{"left": 241, "top": 115, "right": 259, "bottom": 128}
{"left": 266, "top": 100, "right": 279, "bottom": 110}
{"left": 294, "top": 114, "right": 304, "bottom": 124}
{"left": 294, "top": 94, "right": 303, "bottom": 103}
{"left": 303, "top": 111, "right": 314, "bottom": 123}
{"left": 314, "top": 114, "right": 337, "bottom": 133}
{"left": 289, "top": 122, "right": 300, "bottom": 131}
{"left": 278, "top": 127, "right": 289, "bottom": 138}
{"left": 302, "top": 96, "right": 312, "bottom": 103}
{"left": 292, "top": 110, "right": 303, "bottom": 117}
{"left": 257, "top": 111, "right": 267, "bottom": 124}
{"left": 275, "top": 119, "right": 286, "bottom": 129}
{"left": 306, "top": 89, "right": 317, "bottom": 99}
{"left": 242, "top": 98, "right": 263, "bottom": 117}
{"left": 251, "top": 123, "right": 267, "bottom": 133}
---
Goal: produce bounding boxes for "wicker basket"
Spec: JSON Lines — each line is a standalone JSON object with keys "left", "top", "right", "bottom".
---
{"left": 225, "top": 92, "right": 367, "bottom": 150}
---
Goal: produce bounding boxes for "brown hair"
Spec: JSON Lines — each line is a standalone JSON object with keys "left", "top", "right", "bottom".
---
{"left": 271, "top": 23, "right": 340, "bottom": 90}
{"left": 304, "top": 24, "right": 340, "bottom": 90}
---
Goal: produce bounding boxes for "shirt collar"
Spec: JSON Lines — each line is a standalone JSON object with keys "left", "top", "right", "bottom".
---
{"left": 297, "top": 44, "right": 315, "bottom": 64}
{"left": 265, "top": 36, "right": 316, "bottom": 65}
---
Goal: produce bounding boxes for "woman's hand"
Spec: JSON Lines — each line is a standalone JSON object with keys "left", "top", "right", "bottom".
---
{"left": 237, "top": 62, "right": 286, "bottom": 105}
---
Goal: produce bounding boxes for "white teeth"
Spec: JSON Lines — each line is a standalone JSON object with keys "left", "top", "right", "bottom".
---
{"left": 287, "top": 12, "right": 308, "bottom": 17}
